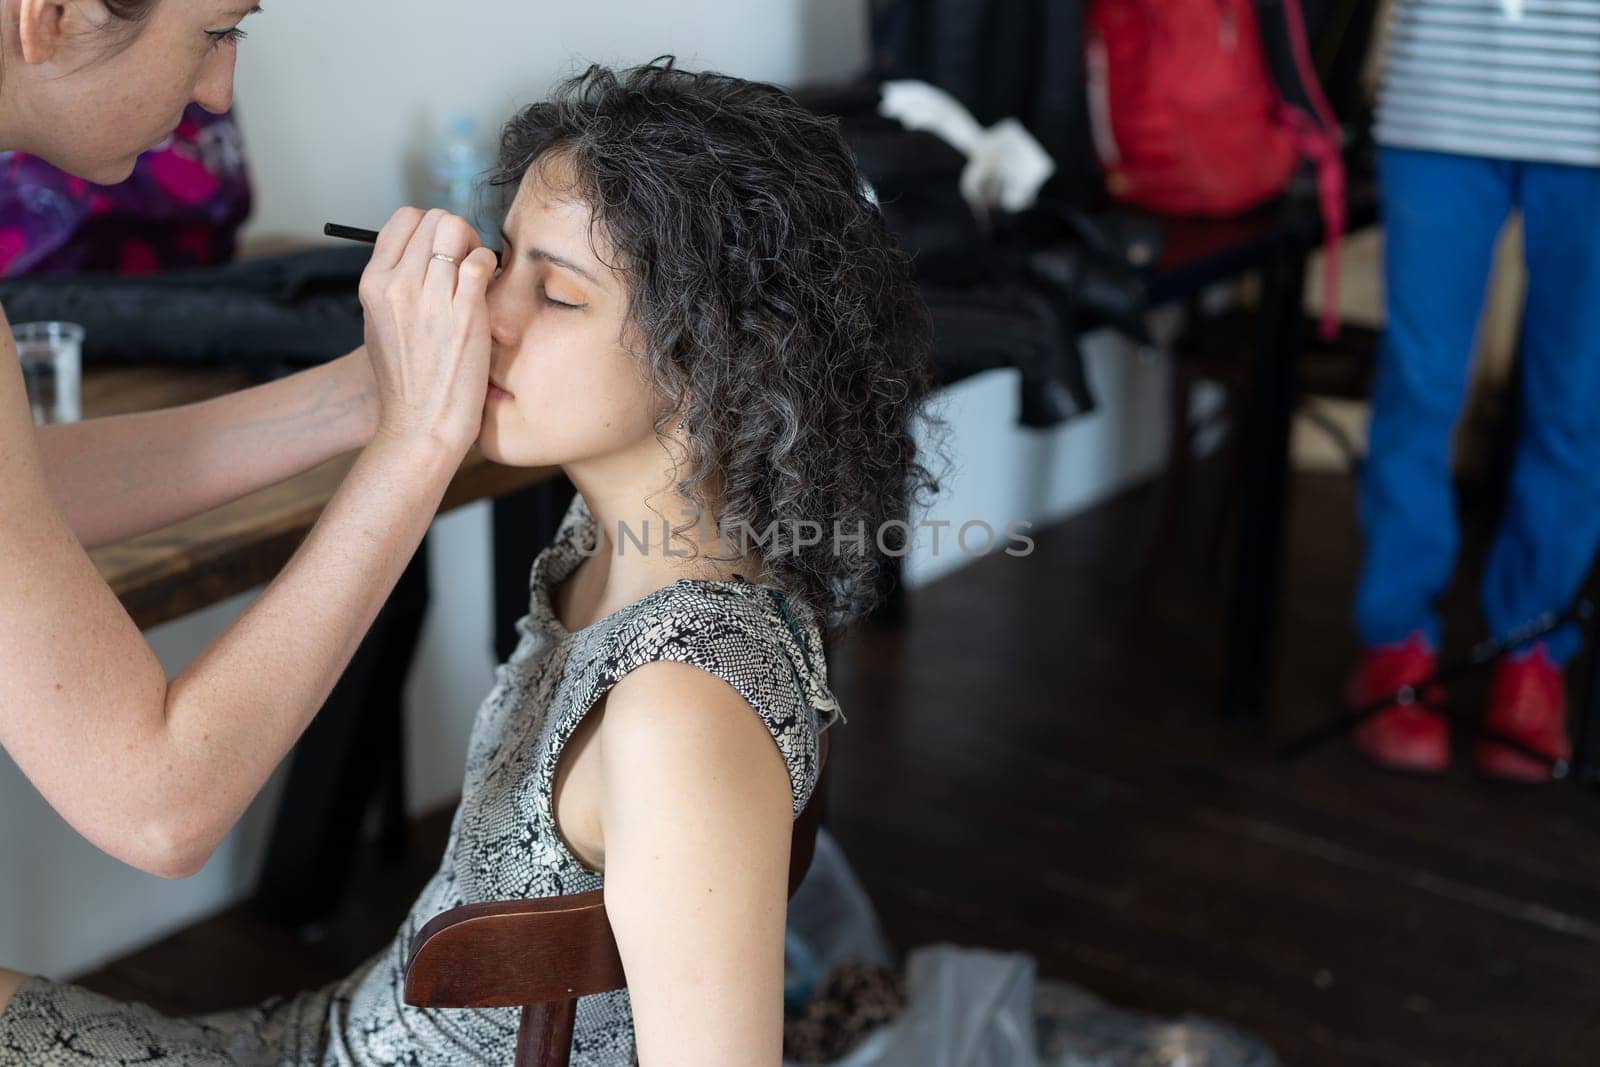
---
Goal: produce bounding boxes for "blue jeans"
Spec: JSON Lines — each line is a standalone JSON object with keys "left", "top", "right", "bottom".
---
{"left": 1356, "top": 146, "right": 1600, "bottom": 665}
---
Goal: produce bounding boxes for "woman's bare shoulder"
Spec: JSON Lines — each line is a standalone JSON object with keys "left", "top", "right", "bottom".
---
{"left": 597, "top": 659, "right": 792, "bottom": 800}
{"left": 592, "top": 661, "right": 792, "bottom": 853}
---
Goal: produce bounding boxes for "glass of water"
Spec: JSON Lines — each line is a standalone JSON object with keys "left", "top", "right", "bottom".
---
{"left": 13, "top": 321, "right": 84, "bottom": 425}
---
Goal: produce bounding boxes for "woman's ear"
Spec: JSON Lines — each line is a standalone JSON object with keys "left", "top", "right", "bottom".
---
{"left": 17, "top": 0, "right": 74, "bottom": 66}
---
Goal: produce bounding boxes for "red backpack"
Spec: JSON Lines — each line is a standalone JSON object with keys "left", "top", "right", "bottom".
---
{"left": 1085, "top": 0, "right": 1345, "bottom": 338}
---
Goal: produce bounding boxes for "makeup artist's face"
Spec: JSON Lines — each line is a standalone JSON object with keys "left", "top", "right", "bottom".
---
{"left": 6, "top": 0, "right": 256, "bottom": 184}
{"left": 480, "top": 156, "right": 666, "bottom": 470}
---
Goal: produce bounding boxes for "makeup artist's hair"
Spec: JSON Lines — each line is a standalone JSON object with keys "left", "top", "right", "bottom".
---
{"left": 102, "top": 0, "right": 160, "bottom": 22}
{"left": 0, "top": 0, "right": 157, "bottom": 72}
{"left": 492, "top": 57, "right": 948, "bottom": 632}
{"left": 0, "top": 0, "right": 154, "bottom": 87}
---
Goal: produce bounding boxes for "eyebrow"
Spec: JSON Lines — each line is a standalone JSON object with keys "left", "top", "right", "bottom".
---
{"left": 499, "top": 228, "right": 602, "bottom": 285}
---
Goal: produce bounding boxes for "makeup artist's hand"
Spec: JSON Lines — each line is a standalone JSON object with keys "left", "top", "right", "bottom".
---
{"left": 358, "top": 207, "right": 497, "bottom": 457}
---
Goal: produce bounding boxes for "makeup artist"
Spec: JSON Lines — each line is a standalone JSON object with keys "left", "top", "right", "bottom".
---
{"left": 0, "top": 0, "right": 498, "bottom": 883}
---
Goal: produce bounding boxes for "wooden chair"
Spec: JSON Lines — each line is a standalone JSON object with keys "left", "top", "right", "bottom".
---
{"left": 404, "top": 732, "right": 830, "bottom": 1067}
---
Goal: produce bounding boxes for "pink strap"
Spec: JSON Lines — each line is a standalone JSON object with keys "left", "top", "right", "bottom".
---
{"left": 1279, "top": 0, "right": 1346, "bottom": 341}
{"left": 1282, "top": 107, "right": 1346, "bottom": 342}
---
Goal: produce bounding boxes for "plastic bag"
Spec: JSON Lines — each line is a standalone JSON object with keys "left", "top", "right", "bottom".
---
{"left": 805, "top": 945, "right": 1281, "bottom": 1067}
{"left": 784, "top": 834, "right": 1280, "bottom": 1067}
{"left": 1034, "top": 980, "right": 1281, "bottom": 1067}
{"left": 786, "top": 828, "right": 895, "bottom": 991}
{"left": 869, "top": 945, "right": 1042, "bottom": 1066}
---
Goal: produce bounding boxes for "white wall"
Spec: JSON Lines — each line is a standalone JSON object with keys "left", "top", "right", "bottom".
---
{"left": 0, "top": 0, "right": 1176, "bottom": 981}
{"left": 905, "top": 338, "right": 1177, "bottom": 588}
{"left": 234, "top": 0, "right": 873, "bottom": 242}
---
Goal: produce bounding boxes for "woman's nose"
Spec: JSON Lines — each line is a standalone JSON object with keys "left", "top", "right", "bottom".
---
{"left": 487, "top": 283, "right": 523, "bottom": 350}
{"left": 193, "top": 49, "right": 238, "bottom": 115}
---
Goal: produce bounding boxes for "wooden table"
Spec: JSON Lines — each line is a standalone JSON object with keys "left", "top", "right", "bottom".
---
{"left": 81, "top": 365, "right": 557, "bottom": 629}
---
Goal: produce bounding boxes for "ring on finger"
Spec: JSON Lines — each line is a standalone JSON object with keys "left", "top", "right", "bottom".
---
{"left": 430, "top": 252, "right": 459, "bottom": 266}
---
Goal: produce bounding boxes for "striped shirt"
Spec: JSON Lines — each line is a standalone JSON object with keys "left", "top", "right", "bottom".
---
{"left": 1375, "top": 0, "right": 1600, "bottom": 167}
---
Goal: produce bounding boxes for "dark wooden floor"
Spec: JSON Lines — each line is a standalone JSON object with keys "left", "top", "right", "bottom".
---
{"left": 77, "top": 464, "right": 1600, "bottom": 1066}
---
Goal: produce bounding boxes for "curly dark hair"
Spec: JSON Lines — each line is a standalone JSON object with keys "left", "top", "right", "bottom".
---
{"left": 492, "top": 58, "right": 948, "bottom": 632}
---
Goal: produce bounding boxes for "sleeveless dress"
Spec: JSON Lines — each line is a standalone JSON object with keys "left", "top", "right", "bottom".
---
{"left": 0, "top": 492, "right": 841, "bottom": 1066}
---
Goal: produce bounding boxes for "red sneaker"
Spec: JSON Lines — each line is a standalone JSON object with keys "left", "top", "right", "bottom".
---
{"left": 1345, "top": 633, "right": 1449, "bottom": 773}
{"left": 1474, "top": 644, "right": 1570, "bottom": 783}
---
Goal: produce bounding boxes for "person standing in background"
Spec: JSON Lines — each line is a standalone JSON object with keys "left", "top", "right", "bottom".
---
{"left": 1348, "top": 0, "right": 1600, "bottom": 779}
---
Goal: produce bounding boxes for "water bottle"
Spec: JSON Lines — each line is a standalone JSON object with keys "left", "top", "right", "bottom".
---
{"left": 429, "top": 113, "right": 491, "bottom": 239}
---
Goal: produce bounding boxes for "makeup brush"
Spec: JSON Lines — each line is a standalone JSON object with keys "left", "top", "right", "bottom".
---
{"left": 323, "top": 223, "right": 502, "bottom": 266}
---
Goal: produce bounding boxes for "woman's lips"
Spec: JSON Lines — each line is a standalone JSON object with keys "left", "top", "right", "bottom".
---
{"left": 488, "top": 379, "right": 514, "bottom": 402}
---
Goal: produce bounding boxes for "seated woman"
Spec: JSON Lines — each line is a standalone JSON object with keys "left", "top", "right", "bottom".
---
{"left": 0, "top": 59, "right": 942, "bottom": 1065}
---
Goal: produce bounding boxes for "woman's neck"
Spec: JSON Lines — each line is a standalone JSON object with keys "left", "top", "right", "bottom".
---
{"left": 558, "top": 477, "right": 765, "bottom": 632}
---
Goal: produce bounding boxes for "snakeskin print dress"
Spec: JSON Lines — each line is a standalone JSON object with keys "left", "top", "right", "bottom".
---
{"left": 0, "top": 492, "right": 841, "bottom": 1065}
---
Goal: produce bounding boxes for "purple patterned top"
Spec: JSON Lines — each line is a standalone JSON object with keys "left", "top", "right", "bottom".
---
{"left": 0, "top": 103, "right": 252, "bottom": 278}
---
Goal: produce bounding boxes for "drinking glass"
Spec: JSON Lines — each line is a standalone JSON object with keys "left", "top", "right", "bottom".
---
{"left": 13, "top": 321, "right": 84, "bottom": 425}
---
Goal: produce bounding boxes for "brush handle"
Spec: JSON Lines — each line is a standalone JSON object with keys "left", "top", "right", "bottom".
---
{"left": 323, "top": 223, "right": 380, "bottom": 244}
{"left": 323, "top": 222, "right": 501, "bottom": 266}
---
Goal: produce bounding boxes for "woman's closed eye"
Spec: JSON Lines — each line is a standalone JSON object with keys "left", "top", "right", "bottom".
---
{"left": 486, "top": 265, "right": 583, "bottom": 309}
{"left": 544, "top": 289, "right": 587, "bottom": 310}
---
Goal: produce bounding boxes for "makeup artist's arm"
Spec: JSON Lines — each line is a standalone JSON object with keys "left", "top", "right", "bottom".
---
{"left": 0, "top": 208, "right": 497, "bottom": 879}
{"left": 34, "top": 349, "right": 380, "bottom": 549}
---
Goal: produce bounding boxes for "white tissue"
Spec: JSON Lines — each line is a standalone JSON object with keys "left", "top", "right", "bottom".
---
{"left": 878, "top": 79, "right": 1057, "bottom": 216}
